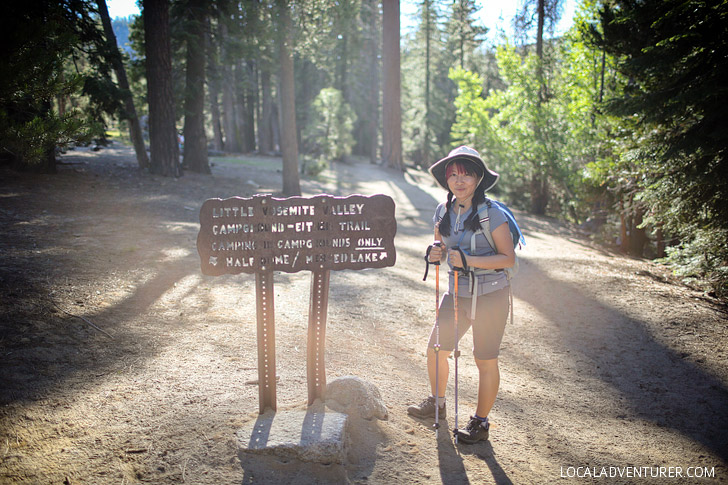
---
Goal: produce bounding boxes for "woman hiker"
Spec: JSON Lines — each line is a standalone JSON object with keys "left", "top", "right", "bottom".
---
{"left": 407, "top": 145, "right": 515, "bottom": 444}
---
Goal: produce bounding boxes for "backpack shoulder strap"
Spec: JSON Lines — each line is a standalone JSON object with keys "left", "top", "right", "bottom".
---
{"left": 475, "top": 199, "right": 496, "bottom": 251}
{"left": 436, "top": 202, "right": 447, "bottom": 224}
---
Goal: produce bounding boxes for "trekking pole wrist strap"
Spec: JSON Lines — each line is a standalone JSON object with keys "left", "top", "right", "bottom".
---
{"left": 451, "top": 246, "right": 468, "bottom": 274}
{"left": 422, "top": 243, "right": 442, "bottom": 281}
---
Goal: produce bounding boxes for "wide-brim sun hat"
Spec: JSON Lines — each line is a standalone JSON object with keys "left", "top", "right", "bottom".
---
{"left": 428, "top": 145, "right": 499, "bottom": 192}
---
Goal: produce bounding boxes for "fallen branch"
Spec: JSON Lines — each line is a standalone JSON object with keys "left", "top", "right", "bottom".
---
{"left": 51, "top": 301, "right": 114, "bottom": 339}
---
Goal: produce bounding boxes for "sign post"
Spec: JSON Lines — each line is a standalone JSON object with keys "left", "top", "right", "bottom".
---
{"left": 197, "top": 194, "right": 397, "bottom": 413}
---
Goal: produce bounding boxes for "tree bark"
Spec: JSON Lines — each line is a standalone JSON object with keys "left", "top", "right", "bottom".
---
{"left": 97, "top": 0, "right": 149, "bottom": 170}
{"left": 241, "top": 60, "right": 257, "bottom": 153}
{"left": 424, "top": 0, "right": 432, "bottom": 167}
{"left": 629, "top": 206, "right": 648, "bottom": 257}
{"left": 259, "top": 68, "right": 275, "bottom": 155}
{"left": 219, "top": 22, "right": 241, "bottom": 153}
{"left": 143, "top": 0, "right": 181, "bottom": 177}
{"left": 381, "top": 0, "right": 403, "bottom": 170}
{"left": 205, "top": 21, "right": 224, "bottom": 152}
{"left": 536, "top": 0, "right": 545, "bottom": 103}
{"left": 276, "top": 0, "right": 301, "bottom": 196}
{"left": 208, "top": 75, "right": 224, "bottom": 152}
{"left": 221, "top": 66, "right": 239, "bottom": 152}
{"left": 529, "top": 0, "right": 549, "bottom": 212}
{"left": 530, "top": 172, "right": 549, "bottom": 215}
{"left": 182, "top": 0, "right": 210, "bottom": 173}
{"left": 364, "top": 0, "right": 380, "bottom": 164}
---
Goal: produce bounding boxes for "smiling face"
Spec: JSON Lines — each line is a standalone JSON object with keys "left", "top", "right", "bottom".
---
{"left": 446, "top": 161, "right": 479, "bottom": 202}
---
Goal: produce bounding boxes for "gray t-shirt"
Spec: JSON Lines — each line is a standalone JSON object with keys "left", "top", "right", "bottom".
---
{"left": 433, "top": 202, "right": 510, "bottom": 296}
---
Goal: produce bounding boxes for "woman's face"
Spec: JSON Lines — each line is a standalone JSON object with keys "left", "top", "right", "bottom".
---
{"left": 446, "top": 162, "right": 478, "bottom": 202}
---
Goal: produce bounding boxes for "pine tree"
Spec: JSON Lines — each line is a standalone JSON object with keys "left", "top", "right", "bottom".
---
{"left": 599, "top": 0, "right": 728, "bottom": 295}
{"left": 382, "top": 0, "right": 403, "bottom": 170}
{"left": 143, "top": 0, "right": 181, "bottom": 177}
{"left": 0, "top": 1, "right": 120, "bottom": 172}
{"left": 276, "top": 0, "right": 302, "bottom": 196}
{"left": 181, "top": 0, "right": 210, "bottom": 174}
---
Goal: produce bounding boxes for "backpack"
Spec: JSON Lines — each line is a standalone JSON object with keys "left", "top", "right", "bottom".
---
{"left": 433, "top": 197, "right": 525, "bottom": 322}
{"left": 475, "top": 198, "right": 525, "bottom": 279}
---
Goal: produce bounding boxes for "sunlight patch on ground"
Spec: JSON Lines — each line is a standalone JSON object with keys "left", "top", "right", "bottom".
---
{"left": 157, "top": 273, "right": 204, "bottom": 306}
{"left": 160, "top": 246, "right": 192, "bottom": 262}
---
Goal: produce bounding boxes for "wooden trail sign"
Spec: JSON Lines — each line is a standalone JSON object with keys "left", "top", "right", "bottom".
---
{"left": 197, "top": 194, "right": 397, "bottom": 412}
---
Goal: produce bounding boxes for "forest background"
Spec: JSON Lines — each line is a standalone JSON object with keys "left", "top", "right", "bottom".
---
{"left": 1, "top": 0, "right": 726, "bottom": 299}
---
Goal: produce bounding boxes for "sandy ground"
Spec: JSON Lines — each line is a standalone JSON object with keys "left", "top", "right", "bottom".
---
{"left": 1, "top": 145, "right": 727, "bottom": 484}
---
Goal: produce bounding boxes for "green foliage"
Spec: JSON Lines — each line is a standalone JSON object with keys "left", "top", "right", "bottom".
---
{"left": 401, "top": 0, "right": 491, "bottom": 166}
{"left": 443, "top": 0, "right": 488, "bottom": 71}
{"left": 596, "top": 0, "right": 728, "bottom": 295}
{"left": 449, "top": 48, "right": 571, "bottom": 214}
{"left": 666, "top": 228, "right": 728, "bottom": 300}
{"left": 0, "top": 0, "right": 120, "bottom": 170}
{"left": 303, "top": 87, "right": 357, "bottom": 168}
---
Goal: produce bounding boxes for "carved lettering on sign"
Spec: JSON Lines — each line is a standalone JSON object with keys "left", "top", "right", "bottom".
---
{"left": 197, "top": 194, "right": 397, "bottom": 275}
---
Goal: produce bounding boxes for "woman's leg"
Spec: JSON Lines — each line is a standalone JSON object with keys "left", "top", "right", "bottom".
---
{"left": 470, "top": 288, "right": 508, "bottom": 418}
{"left": 474, "top": 357, "right": 500, "bottom": 418}
{"left": 427, "top": 347, "right": 450, "bottom": 399}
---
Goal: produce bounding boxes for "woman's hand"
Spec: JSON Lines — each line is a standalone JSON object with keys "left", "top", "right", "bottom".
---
{"left": 448, "top": 248, "right": 466, "bottom": 269}
{"left": 428, "top": 242, "right": 444, "bottom": 263}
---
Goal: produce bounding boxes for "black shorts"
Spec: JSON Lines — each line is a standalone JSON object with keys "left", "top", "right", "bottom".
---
{"left": 427, "top": 287, "right": 509, "bottom": 360}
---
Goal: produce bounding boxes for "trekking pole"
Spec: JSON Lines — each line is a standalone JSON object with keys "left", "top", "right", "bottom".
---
{"left": 432, "top": 240, "right": 442, "bottom": 430}
{"left": 451, "top": 246, "right": 466, "bottom": 443}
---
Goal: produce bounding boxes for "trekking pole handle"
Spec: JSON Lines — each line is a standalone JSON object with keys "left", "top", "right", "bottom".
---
{"left": 423, "top": 241, "right": 444, "bottom": 281}
{"left": 450, "top": 246, "right": 468, "bottom": 273}
{"left": 431, "top": 241, "right": 442, "bottom": 266}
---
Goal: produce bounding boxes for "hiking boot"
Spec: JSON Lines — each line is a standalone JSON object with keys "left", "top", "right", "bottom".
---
{"left": 456, "top": 416, "right": 490, "bottom": 444}
{"left": 407, "top": 396, "right": 446, "bottom": 419}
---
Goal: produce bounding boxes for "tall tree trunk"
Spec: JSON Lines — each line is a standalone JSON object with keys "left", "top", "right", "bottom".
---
{"left": 97, "top": 0, "right": 149, "bottom": 170}
{"left": 276, "top": 0, "right": 301, "bottom": 196}
{"left": 629, "top": 206, "right": 648, "bottom": 257}
{"left": 143, "top": 0, "right": 181, "bottom": 177}
{"left": 182, "top": 0, "right": 210, "bottom": 173}
{"left": 364, "top": 0, "right": 379, "bottom": 164}
{"left": 220, "top": 23, "right": 241, "bottom": 153}
{"left": 221, "top": 66, "right": 239, "bottom": 152}
{"left": 458, "top": 0, "right": 465, "bottom": 69}
{"left": 205, "top": 21, "right": 224, "bottom": 152}
{"left": 529, "top": 0, "right": 549, "bottom": 212}
{"left": 423, "top": 0, "right": 431, "bottom": 167}
{"left": 382, "top": 0, "right": 403, "bottom": 170}
{"left": 530, "top": 172, "right": 549, "bottom": 214}
{"left": 656, "top": 224, "right": 666, "bottom": 258}
{"left": 259, "top": 68, "right": 275, "bottom": 155}
{"left": 234, "top": 62, "right": 247, "bottom": 152}
{"left": 242, "top": 60, "right": 257, "bottom": 153}
{"left": 536, "top": 0, "right": 545, "bottom": 103}
{"left": 208, "top": 75, "right": 224, "bottom": 152}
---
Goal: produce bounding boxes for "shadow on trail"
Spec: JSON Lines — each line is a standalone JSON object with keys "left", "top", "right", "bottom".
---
{"left": 513, "top": 257, "right": 728, "bottom": 463}
{"left": 330, "top": 162, "right": 440, "bottom": 231}
{"left": 0, "top": 252, "right": 198, "bottom": 406}
{"left": 0, "top": 161, "right": 209, "bottom": 406}
{"left": 432, "top": 418, "right": 470, "bottom": 484}
{"left": 432, "top": 419, "right": 513, "bottom": 484}
{"left": 458, "top": 440, "right": 513, "bottom": 485}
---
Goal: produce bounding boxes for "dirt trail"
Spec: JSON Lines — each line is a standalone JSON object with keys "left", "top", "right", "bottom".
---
{"left": 1, "top": 145, "right": 726, "bottom": 484}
